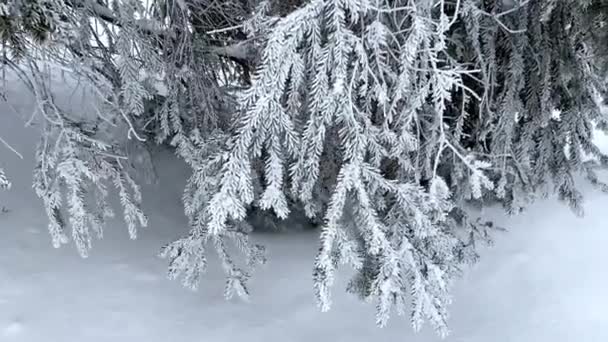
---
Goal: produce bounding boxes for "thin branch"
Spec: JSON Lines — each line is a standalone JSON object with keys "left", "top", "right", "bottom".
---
{"left": 496, "top": 0, "right": 530, "bottom": 18}
{"left": 0, "top": 136, "right": 24, "bottom": 159}
{"left": 207, "top": 24, "right": 244, "bottom": 35}
{"left": 478, "top": 0, "right": 529, "bottom": 34}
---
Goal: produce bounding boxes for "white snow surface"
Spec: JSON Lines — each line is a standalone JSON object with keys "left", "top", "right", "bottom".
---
{"left": 1, "top": 80, "right": 608, "bottom": 341}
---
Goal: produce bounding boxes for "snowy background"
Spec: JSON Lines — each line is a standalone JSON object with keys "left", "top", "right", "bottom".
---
{"left": 1, "top": 78, "right": 608, "bottom": 341}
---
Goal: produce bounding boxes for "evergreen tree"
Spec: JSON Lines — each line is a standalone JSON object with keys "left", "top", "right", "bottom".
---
{"left": 2, "top": 0, "right": 608, "bottom": 336}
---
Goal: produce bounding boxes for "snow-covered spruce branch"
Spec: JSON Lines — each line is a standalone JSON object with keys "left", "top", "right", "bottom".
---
{"left": 5, "top": 0, "right": 262, "bottom": 275}
{"left": 0, "top": 168, "right": 10, "bottom": 190}
{"left": 0, "top": 134, "right": 19, "bottom": 199}
{"left": 0, "top": 162, "right": 10, "bottom": 212}
{"left": 5, "top": 0, "right": 608, "bottom": 337}
{"left": 7, "top": 56, "right": 149, "bottom": 256}
{"left": 30, "top": 107, "right": 149, "bottom": 255}
{"left": 162, "top": 0, "right": 498, "bottom": 335}
{"left": 161, "top": 0, "right": 608, "bottom": 336}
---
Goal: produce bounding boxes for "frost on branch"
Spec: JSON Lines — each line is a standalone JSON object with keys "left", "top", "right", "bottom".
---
{"left": 32, "top": 115, "right": 148, "bottom": 256}
{"left": 160, "top": 129, "right": 267, "bottom": 296}
{"left": 0, "top": 168, "right": 9, "bottom": 213}
{"left": 3, "top": 0, "right": 169, "bottom": 255}
{"left": 5, "top": 0, "right": 608, "bottom": 337}
{"left": 0, "top": 168, "right": 10, "bottom": 190}
{"left": 160, "top": 0, "right": 608, "bottom": 335}
{"left": 163, "top": 0, "right": 497, "bottom": 335}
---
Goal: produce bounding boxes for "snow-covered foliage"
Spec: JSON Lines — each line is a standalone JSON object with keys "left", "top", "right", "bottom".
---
{"left": 0, "top": 168, "right": 10, "bottom": 190}
{"left": 2, "top": 0, "right": 608, "bottom": 336}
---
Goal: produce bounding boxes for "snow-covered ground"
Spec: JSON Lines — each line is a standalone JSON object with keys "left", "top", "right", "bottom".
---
{"left": 1, "top": 80, "right": 608, "bottom": 341}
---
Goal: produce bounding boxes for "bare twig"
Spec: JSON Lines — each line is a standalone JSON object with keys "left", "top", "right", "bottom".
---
{"left": 478, "top": 0, "right": 530, "bottom": 34}
{"left": 207, "top": 24, "right": 244, "bottom": 35}
{"left": 0, "top": 136, "right": 24, "bottom": 159}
